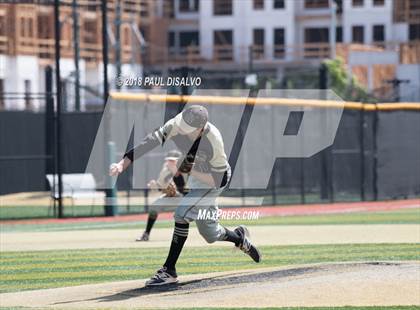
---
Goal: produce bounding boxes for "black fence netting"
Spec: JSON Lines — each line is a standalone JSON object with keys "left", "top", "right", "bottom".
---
{"left": 0, "top": 108, "right": 419, "bottom": 219}
{"left": 376, "top": 111, "right": 420, "bottom": 200}
{"left": 0, "top": 111, "right": 47, "bottom": 194}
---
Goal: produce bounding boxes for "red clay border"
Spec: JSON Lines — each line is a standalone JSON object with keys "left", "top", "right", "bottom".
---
{"left": 1, "top": 199, "right": 419, "bottom": 226}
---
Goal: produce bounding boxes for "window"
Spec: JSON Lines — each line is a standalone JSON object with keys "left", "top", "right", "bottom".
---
{"left": 163, "top": 0, "right": 175, "bottom": 18}
{"left": 304, "top": 0, "right": 329, "bottom": 9}
{"left": 0, "top": 15, "right": 6, "bottom": 36}
{"left": 214, "top": 30, "right": 233, "bottom": 45}
{"left": 373, "top": 0, "right": 384, "bottom": 6}
{"left": 409, "top": 24, "right": 420, "bottom": 41}
{"left": 214, "top": 30, "right": 233, "bottom": 60}
{"left": 20, "top": 17, "right": 34, "bottom": 38}
{"left": 273, "top": 28, "right": 285, "bottom": 58}
{"left": 83, "top": 20, "right": 97, "bottom": 44}
{"left": 168, "top": 31, "right": 176, "bottom": 56}
{"left": 335, "top": 0, "right": 343, "bottom": 13}
{"left": 352, "top": 25, "right": 364, "bottom": 43}
{"left": 214, "top": 0, "right": 232, "bottom": 15}
{"left": 304, "top": 28, "right": 329, "bottom": 58}
{"left": 305, "top": 28, "right": 329, "bottom": 43}
{"left": 352, "top": 0, "right": 363, "bottom": 7}
{"left": 179, "top": 0, "right": 199, "bottom": 12}
{"left": 179, "top": 31, "right": 199, "bottom": 47}
{"left": 253, "top": 0, "right": 264, "bottom": 10}
{"left": 38, "top": 14, "right": 52, "bottom": 39}
{"left": 373, "top": 25, "right": 385, "bottom": 42}
{"left": 336, "top": 26, "right": 343, "bottom": 42}
{"left": 252, "top": 28, "right": 265, "bottom": 58}
{"left": 168, "top": 31, "right": 175, "bottom": 47}
{"left": 253, "top": 29, "right": 264, "bottom": 46}
{"left": 274, "top": 0, "right": 285, "bottom": 9}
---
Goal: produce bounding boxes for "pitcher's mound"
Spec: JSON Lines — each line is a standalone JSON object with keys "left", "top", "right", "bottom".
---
{"left": 1, "top": 262, "right": 419, "bottom": 308}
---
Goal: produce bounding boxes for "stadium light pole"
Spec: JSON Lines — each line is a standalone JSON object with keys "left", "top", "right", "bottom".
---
{"left": 54, "top": 0, "right": 64, "bottom": 218}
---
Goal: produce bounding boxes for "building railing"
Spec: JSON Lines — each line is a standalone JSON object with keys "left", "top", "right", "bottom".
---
{"left": 302, "top": 43, "right": 330, "bottom": 59}
{"left": 2, "top": 40, "right": 420, "bottom": 67}
{"left": 168, "top": 46, "right": 201, "bottom": 63}
{"left": 213, "top": 45, "right": 234, "bottom": 62}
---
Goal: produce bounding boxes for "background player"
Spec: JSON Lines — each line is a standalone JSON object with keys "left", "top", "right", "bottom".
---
{"left": 136, "top": 150, "right": 188, "bottom": 241}
{"left": 110, "top": 105, "right": 261, "bottom": 287}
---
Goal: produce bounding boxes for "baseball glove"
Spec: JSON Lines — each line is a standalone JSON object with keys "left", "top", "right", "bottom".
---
{"left": 162, "top": 181, "right": 177, "bottom": 197}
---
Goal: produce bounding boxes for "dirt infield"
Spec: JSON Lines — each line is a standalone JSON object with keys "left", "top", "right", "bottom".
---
{"left": 2, "top": 224, "right": 420, "bottom": 252}
{"left": 1, "top": 262, "right": 419, "bottom": 308}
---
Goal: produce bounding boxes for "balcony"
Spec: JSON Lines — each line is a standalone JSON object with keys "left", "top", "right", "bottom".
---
{"left": 213, "top": 45, "right": 234, "bottom": 62}
{"left": 302, "top": 43, "right": 330, "bottom": 59}
{"left": 168, "top": 46, "right": 201, "bottom": 63}
{"left": 251, "top": 45, "right": 265, "bottom": 60}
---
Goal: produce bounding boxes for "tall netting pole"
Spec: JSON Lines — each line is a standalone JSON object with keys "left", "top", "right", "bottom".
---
{"left": 54, "top": 0, "right": 63, "bottom": 218}
{"left": 359, "top": 108, "right": 366, "bottom": 201}
{"left": 102, "top": 0, "right": 117, "bottom": 216}
{"left": 372, "top": 108, "right": 379, "bottom": 201}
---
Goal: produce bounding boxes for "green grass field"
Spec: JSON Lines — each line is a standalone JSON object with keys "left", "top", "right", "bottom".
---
{"left": 1, "top": 207, "right": 419, "bottom": 309}
{"left": 1, "top": 243, "right": 419, "bottom": 293}
{"left": 2, "top": 208, "right": 419, "bottom": 233}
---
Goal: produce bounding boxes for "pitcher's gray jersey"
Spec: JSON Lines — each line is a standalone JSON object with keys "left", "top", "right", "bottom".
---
{"left": 124, "top": 118, "right": 230, "bottom": 188}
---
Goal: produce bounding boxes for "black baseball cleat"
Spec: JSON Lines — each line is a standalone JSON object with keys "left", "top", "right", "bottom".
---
{"left": 234, "top": 225, "right": 262, "bottom": 263}
{"left": 136, "top": 232, "right": 149, "bottom": 242}
{"left": 145, "top": 267, "right": 178, "bottom": 287}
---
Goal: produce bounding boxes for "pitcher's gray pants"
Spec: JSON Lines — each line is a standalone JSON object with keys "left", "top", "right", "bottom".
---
{"left": 173, "top": 175, "right": 227, "bottom": 243}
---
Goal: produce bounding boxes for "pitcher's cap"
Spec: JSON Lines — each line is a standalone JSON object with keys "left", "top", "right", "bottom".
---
{"left": 174, "top": 105, "right": 208, "bottom": 134}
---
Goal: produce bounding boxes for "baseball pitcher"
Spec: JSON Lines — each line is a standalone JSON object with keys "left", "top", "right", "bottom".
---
{"left": 110, "top": 105, "right": 261, "bottom": 287}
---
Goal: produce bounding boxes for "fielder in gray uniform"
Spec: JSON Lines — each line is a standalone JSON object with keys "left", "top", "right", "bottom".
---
{"left": 136, "top": 150, "right": 187, "bottom": 242}
{"left": 109, "top": 105, "right": 261, "bottom": 286}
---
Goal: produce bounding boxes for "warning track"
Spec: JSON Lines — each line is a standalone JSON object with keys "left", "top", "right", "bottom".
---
{"left": 1, "top": 198, "right": 419, "bottom": 226}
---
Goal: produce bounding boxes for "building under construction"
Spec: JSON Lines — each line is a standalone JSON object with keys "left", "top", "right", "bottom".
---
{"left": 0, "top": 0, "right": 419, "bottom": 110}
